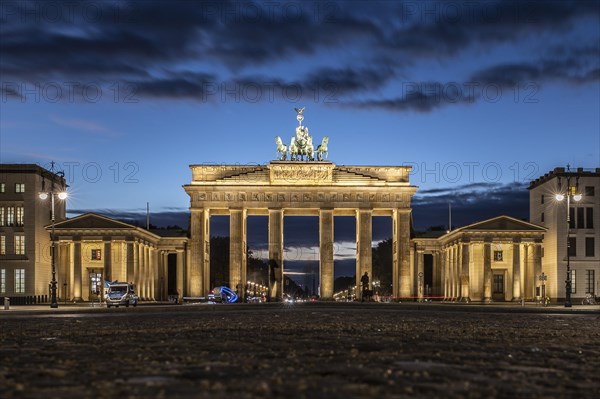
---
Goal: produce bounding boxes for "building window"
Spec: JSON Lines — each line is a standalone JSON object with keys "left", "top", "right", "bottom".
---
{"left": 541, "top": 212, "right": 544, "bottom": 223}
{"left": 15, "top": 207, "right": 24, "bottom": 227}
{"left": 586, "top": 270, "right": 595, "bottom": 294}
{"left": 0, "top": 236, "right": 5, "bottom": 255}
{"left": 541, "top": 194, "right": 544, "bottom": 204}
{"left": 586, "top": 208, "right": 593, "bottom": 229}
{"left": 6, "top": 207, "right": 14, "bottom": 226}
{"left": 91, "top": 249, "right": 102, "bottom": 261}
{"left": 569, "top": 208, "right": 575, "bottom": 229}
{"left": 570, "top": 270, "right": 576, "bottom": 294}
{"left": 15, "top": 183, "right": 25, "bottom": 193}
{"left": 0, "top": 269, "right": 5, "bottom": 293}
{"left": 493, "top": 251, "right": 503, "bottom": 261}
{"left": 0, "top": 207, "right": 4, "bottom": 226}
{"left": 585, "top": 186, "right": 595, "bottom": 197}
{"left": 568, "top": 237, "right": 577, "bottom": 257}
{"left": 585, "top": 237, "right": 595, "bottom": 257}
{"left": 15, "top": 235, "right": 25, "bottom": 255}
{"left": 15, "top": 269, "right": 25, "bottom": 293}
{"left": 0, "top": 183, "right": 4, "bottom": 193}
{"left": 577, "top": 208, "right": 585, "bottom": 229}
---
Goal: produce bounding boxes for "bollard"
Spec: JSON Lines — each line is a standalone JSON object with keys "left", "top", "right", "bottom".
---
{"left": 4, "top": 297, "right": 9, "bottom": 310}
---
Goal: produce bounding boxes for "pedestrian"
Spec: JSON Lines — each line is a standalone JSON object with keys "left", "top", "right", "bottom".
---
{"left": 361, "top": 272, "right": 370, "bottom": 302}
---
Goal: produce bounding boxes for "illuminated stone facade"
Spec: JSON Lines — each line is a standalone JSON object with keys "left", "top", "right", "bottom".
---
{"left": 412, "top": 216, "right": 546, "bottom": 302}
{"left": 184, "top": 161, "right": 417, "bottom": 300}
{"left": 51, "top": 213, "right": 187, "bottom": 302}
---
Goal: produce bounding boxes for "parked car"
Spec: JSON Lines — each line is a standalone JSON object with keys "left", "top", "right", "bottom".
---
{"left": 106, "top": 282, "right": 138, "bottom": 308}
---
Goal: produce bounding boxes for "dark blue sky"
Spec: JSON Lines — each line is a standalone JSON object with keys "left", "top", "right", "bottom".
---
{"left": 1, "top": 1, "right": 599, "bottom": 235}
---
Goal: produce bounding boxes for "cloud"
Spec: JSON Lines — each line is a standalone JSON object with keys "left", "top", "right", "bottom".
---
{"left": 50, "top": 116, "right": 113, "bottom": 135}
{"left": 411, "top": 181, "right": 530, "bottom": 230}
{"left": 2, "top": 0, "right": 597, "bottom": 108}
{"left": 346, "top": 82, "right": 476, "bottom": 112}
{"left": 470, "top": 57, "right": 600, "bottom": 88}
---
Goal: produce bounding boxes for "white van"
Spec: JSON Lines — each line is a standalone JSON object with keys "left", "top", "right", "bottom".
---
{"left": 106, "top": 282, "right": 138, "bottom": 308}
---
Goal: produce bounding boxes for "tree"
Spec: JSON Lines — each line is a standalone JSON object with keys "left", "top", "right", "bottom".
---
{"left": 372, "top": 238, "right": 392, "bottom": 296}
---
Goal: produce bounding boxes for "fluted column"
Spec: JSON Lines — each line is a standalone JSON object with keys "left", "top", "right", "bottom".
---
{"left": 512, "top": 239, "right": 521, "bottom": 301}
{"left": 460, "top": 241, "right": 470, "bottom": 301}
{"left": 356, "top": 209, "right": 373, "bottom": 300}
{"left": 151, "top": 247, "right": 157, "bottom": 300}
{"left": 133, "top": 241, "right": 140, "bottom": 290}
{"left": 441, "top": 249, "right": 447, "bottom": 300}
{"left": 483, "top": 240, "right": 492, "bottom": 302}
{"left": 176, "top": 250, "right": 184, "bottom": 300}
{"left": 103, "top": 241, "right": 112, "bottom": 283}
{"left": 416, "top": 249, "right": 424, "bottom": 301}
{"left": 319, "top": 209, "right": 334, "bottom": 299}
{"left": 523, "top": 244, "right": 532, "bottom": 299}
{"left": 534, "top": 242, "right": 542, "bottom": 297}
{"left": 189, "top": 209, "right": 209, "bottom": 297}
{"left": 230, "top": 208, "right": 247, "bottom": 301}
{"left": 126, "top": 241, "right": 135, "bottom": 284}
{"left": 268, "top": 209, "right": 284, "bottom": 301}
{"left": 73, "top": 240, "right": 82, "bottom": 301}
{"left": 449, "top": 246, "right": 455, "bottom": 300}
{"left": 433, "top": 252, "right": 441, "bottom": 298}
{"left": 393, "top": 209, "right": 411, "bottom": 300}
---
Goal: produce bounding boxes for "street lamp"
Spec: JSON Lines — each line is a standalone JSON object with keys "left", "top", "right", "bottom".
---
{"left": 554, "top": 165, "right": 582, "bottom": 308}
{"left": 39, "top": 163, "right": 68, "bottom": 308}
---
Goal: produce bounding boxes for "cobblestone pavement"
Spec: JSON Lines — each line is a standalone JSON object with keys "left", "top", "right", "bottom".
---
{"left": 1, "top": 303, "right": 599, "bottom": 399}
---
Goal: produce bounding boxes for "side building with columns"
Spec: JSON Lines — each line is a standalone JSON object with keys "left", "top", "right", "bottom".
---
{"left": 49, "top": 213, "right": 187, "bottom": 302}
{"left": 411, "top": 216, "right": 546, "bottom": 302}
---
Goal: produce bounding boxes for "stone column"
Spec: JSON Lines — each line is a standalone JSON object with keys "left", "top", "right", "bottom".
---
{"left": 460, "top": 241, "right": 470, "bottom": 301}
{"left": 433, "top": 252, "right": 441, "bottom": 298}
{"left": 356, "top": 209, "right": 372, "bottom": 299}
{"left": 151, "top": 247, "right": 157, "bottom": 300}
{"left": 319, "top": 209, "right": 334, "bottom": 299}
{"left": 133, "top": 241, "right": 140, "bottom": 291}
{"left": 393, "top": 209, "right": 411, "bottom": 300}
{"left": 146, "top": 245, "right": 152, "bottom": 300}
{"left": 268, "top": 209, "right": 284, "bottom": 301}
{"left": 416, "top": 249, "right": 424, "bottom": 301}
{"left": 512, "top": 238, "right": 521, "bottom": 301}
{"left": 483, "top": 239, "right": 492, "bottom": 302}
{"left": 57, "top": 242, "right": 70, "bottom": 301}
{"left": 176, "top": 250, "right": 184, "bottom": 301}
{"left": 139, "top": 243, "right": 146, "bottom": 299}
{"left": 103, "top": 241, "right": 112, "bottom": 283}
{"left": 126, "top": 241, "right": 134, "bottom": 284}
{"left": 534, "top": 242, "right": 542, "bottom": 297}
{"left": 73, "top": 240, "right": 82, "bottom": 301}
{"left": 441, "top": 249, "right": 447, "bottom": 300}
{"left": 189, "top": 209, "right": 209, "bottom": 297}
{"left": 229, "top": 208, "right": 247, "bottom": 301}
{"left": 523, "top": 244, "right": 532, "bottom": 299}
{"left": 448, "top": 245, "right": 455, "bottom": 300}
{"left": 137, "top": 244, "right": 144, "bottom": 299}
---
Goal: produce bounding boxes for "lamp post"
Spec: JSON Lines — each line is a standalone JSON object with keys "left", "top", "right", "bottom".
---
{"left": 554, "top": 165, "right": 582, "bottom": 308}
{"left": 39, "top": 163, "right": 68, "bottom": 308}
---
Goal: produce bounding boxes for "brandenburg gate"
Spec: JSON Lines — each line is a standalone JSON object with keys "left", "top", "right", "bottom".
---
{"left": 184, "top": 109, "right": 417, "bottom": 300}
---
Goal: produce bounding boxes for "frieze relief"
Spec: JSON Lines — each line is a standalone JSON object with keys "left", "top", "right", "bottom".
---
{"left": 194, "top": 191, "right": 411, "bottom": 205}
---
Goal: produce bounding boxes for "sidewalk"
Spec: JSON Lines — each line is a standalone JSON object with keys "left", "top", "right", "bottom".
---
{"left": 1, "top": 300, "right": 599, "bottom": 316}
